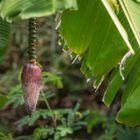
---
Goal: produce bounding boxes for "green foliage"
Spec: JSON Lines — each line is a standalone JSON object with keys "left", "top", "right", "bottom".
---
{"left": 85, "top": 111, "right": 106, "bottom": 134}
{"left": 16, "top": 108, "right": 71, "bottom": 127}
{"left": 103, "top": 49, "right": 140, "bottom": 107}
{"left": 96, "top": 124, "right": 116, "bottom": 140}
{"left": 15, "top": 103, "right": 88, "bottom": 140}
{"left": 102, "top": 8, "right": 140, "bottom": 107}
{"left": 0, "top": 0, "right": 77, "bottom": 22}
{"left": 86, "top": 114, "right": 140, "bottom": 140}
{"left": 2, "top": 71, "right": 88, "bottom": 140}
{"left": 0, "top": 132, "right": 13, "bottom": 140}
{"left": 0, "top": 18, "right": 10, "bottom": 63}
{"left": 60, "top": 0, "right": 131, "bottom": 80}
{"left": 42, "top": 72, "right": 63, "bottom": 89}
{"left": 5, "top": 72, "right": 63, "bottom": 108}
{"left": 60, "top": 0, "right": 140, "bottom": 126}
{"left": 119, "top": 0, "right": 140, "bottom": 46}
{"left": 33, "top": 126, "right": 54, "bottom": 140}
{"left": 0, "top": 0, "right": 140, "bottom": 128}
{"left": 0, "top": 0, "right": 77, "bottom": 64}
{"left": 5, "top": 85, "right": 24, "bottom": 108}
{"left": 116, "top": 126, "right": 140, "bottom": 140}
{"left": 33, "top": 126, "right": 73, "bottom": 140}
{"left": 0, "top": 95, "right": 8, "bottom": 108}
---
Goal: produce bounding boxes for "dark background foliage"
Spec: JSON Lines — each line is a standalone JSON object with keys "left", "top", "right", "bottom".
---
{"left": 0, "top": 16, "right": 140, "bottom": 140}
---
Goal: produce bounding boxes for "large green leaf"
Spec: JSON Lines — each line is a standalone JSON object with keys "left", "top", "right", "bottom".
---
{"left": 102, "top": 10, "right": 140, "bottom": 107}
{"left": 117, "top": 80, "right": 140, "bottom": 126}
{"left": 60, "top": 0, "right": 133, "bottom": 79}
{"left": 116, "top": 53, "right": 140, "bottom": 127}
{"left": 0, "top": 0, "right": 77, "bottom": 22}
{"left": 121, "top": 58, "right": 140, "bottom": 106}
{"left": 102, "top": 0, "right": 140, "bottom": 126}
{"left": 103, "top": 49, "right": 140, "bottom": 107}
{"left": 60, "top": 0, "right": 140, "bottom": 127}
{"left": 119, "top": 0, "right": 140, "bottom": 46}
{"left": 0, "top": 18, "right": 10, "bottom": 63}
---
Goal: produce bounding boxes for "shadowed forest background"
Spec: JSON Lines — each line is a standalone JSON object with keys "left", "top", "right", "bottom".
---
{"left": 0, "top": 16, "right": 140, "bottom": 140}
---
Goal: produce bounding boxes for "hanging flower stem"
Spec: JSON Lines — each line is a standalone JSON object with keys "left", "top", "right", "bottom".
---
{"left": 21, "top": 18, "right": 41, "bottom": 116}
{"left": 28, "top": 18, "right": 37, "bottom": 64}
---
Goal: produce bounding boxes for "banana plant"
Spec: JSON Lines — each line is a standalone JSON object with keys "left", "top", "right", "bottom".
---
{"left": 60, "top": 0, "right": 140, "bottom": 127}
{"left": 0, "top": 0, "right": 140, "bottom": 126}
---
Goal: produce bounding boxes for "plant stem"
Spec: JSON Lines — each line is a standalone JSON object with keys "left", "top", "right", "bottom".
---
{"left": 42, "top": 92, "right": 57, "bottom": 130}
{"left": 28, "top": 18, "right": 37, "bottom": 64}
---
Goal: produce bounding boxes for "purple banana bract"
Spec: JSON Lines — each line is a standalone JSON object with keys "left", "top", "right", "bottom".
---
{"left": 21, "top": 63, "right": 41, "bottom": 115}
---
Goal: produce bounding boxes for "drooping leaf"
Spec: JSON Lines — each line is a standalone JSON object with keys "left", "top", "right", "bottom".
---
{"left": 80, "top": 54, "right": 93, "bottom": 79}
{"left": 119, "top": 0, "right": 140, "bottom": 46}
{"left": 117, "top": 81, "right": 140, "bottom": 127}
{"left": 121, "top": 57, "right": 140, "bottom": 106}
{"left": 115, "top": 53, "right": 140, "bottom": 126}
{"left": 60, "top": 0, "right": 133, "bottom": 79}
{"left": 103, "top": 49, "right": 140, "bottom": 107}
{"left": 102, "top": 9, "right": 140, "bottom": 107}
{"left": 102, "top": 3, "right": 140, "bottom": 126}
{"left": 0, "top": 18, "right": 10, "bottom": 63}
{"left": 0, "top": 0, "right": 78, "bottom": 22}
{"left": 60, "top": 0, "right": 140, "bottom": 127}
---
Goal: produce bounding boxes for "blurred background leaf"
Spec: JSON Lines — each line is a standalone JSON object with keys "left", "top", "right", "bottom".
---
{"left": 0, "top": 95, "right": 8, "bottom": 108}
{"left": 0, "top": 18, "right": 10, "bottom": 63}
{"left": 0, "top": 0, "right": 78, "bottom": 22}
